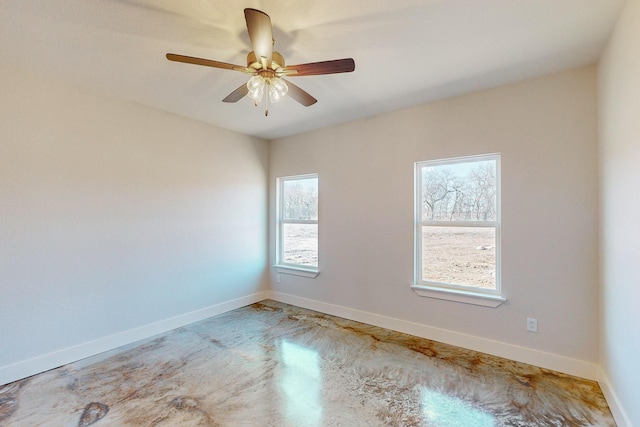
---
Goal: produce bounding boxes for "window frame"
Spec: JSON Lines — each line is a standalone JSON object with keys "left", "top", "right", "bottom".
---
{"left": 412, "top": 153, "right": 505, "bottom": 307}
{"left": 274, "top": 173, "right": 320, "bottom": 278}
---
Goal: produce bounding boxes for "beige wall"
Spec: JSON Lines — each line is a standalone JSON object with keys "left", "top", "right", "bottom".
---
{"left": 598, "top": 0, "right": 640, "bottom": 425}
{"left": 270, "top": 66, "right": 599, "bottom": 363}
{"left": 0, "top": 66, "right": 269, "bottom": 374}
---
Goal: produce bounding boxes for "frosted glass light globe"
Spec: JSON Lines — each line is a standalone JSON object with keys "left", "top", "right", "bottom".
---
{"left": 268, "top": 78, "right": 288, "bottom": 103}
{"left": 247, "top": 75, "right": 265, "bottom": 102}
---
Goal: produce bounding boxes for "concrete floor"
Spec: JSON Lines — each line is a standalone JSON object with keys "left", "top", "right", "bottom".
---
{"left": 0, "top": 300, "right": 615, "bottom": 426}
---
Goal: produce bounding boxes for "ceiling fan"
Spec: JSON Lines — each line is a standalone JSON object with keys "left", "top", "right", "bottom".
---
{"left": 166, "top": 8, "right": 355, "bottom": 116}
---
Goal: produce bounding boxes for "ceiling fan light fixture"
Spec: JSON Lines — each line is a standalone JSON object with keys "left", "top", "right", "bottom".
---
{"left": 247, "top": 75, "right": 288, "bottom": 107}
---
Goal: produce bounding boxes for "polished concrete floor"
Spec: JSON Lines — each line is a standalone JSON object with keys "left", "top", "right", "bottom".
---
{"left": 0, "top": 300, "right": 615, "bottom": 426}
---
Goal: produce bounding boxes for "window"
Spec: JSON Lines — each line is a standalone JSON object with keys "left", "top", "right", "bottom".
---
{"left": 412, "top": 154, "right": 505, "bottom": 307}
{"left": 275, "top": 174, "right": 319, "bottom": 277}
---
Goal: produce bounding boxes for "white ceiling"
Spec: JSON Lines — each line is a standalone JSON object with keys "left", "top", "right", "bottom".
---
{"left": 0, "top": 0, "right": 625, "bottom": 140}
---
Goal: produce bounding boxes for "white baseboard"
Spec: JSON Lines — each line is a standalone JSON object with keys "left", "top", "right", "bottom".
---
{"left": 597, "top": 366, "right": 632, "bottom": 427}
{"left": 268, "top": 291, "right": 599, "bottom": 380}
{"left": 5, "top": 290, "right": 626, "bottom": 423}
{"left": 0, "top": 291, "right": 269, "bottom": 387}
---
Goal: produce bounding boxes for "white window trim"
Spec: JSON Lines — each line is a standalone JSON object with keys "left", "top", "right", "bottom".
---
{"left": 410, "top": 284, "right": 505, "bottom": 307}
{"left": 413, "top": 153, "right": 505, "bottom": 307}
{"left": 273, "top": 265, "right": 320, "bottom": 278}
{"left": 274, "top": 173, "right": 319, "bottom": 277}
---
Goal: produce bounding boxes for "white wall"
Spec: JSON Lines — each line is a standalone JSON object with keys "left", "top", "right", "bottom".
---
{"left": 598, "top": 0, "right": 640, "bottom": 425}
{"left": 270, "top": 67, "right": 600, "bottom": 374}
{"left": 0, "top": 66, "right": 269, "bottom": 383}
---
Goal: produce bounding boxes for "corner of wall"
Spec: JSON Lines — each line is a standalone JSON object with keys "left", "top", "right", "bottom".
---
{"left": 597, "top": 366, "right": 633, "bottom": 427}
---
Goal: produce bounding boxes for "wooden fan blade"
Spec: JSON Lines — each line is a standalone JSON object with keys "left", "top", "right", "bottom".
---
{"left": 285, "top": 80, "right": 317, "bottom": 106}
{"left": 222, "top": 84, "right": 249, "bottom": 103}
{"left": 244, "top": 8, "right": 273, "bottom": 67}
{"left": 166, "top": 53, "right": 252, "bottom": 73}
{"left": 283, "top": 58, "right": 355, "bottom": 76}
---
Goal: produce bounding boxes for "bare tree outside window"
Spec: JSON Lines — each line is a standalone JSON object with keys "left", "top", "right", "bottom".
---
{"left": 283, "top": 179, "right": 318, "bottom": 221}
{"left": 417, "top": 156, "right": 500, "bottom": 291}
{"left": 421, "top": 160, "right": 496, "bottom": 222}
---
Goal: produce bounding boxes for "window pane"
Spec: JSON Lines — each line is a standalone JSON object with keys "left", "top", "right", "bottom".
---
{"left": 421, "top": 159, "right": 496, "bottom": 222}
{"left": 283, "top": 223, "right": 318, "bottom": 267}
{"left": 283, "top": 178, "right": 318, "bottom": 220}
{"left": 422, "top": 226, "right": 496, "bottom": 289}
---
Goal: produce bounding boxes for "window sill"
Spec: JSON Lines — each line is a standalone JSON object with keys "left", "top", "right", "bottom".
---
{"left": 273, "top": 265, "right": 320, "bottom": 278}
{"left": 410, "top": 284, "right": 506, "bottom": 308}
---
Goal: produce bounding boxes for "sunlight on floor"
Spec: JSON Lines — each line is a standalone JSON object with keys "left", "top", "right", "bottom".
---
{"left": 281, "top": 339, "right": 322, "bottom": 426}
{"left": 422, "top": 387, "right": 496, "bottom": 427}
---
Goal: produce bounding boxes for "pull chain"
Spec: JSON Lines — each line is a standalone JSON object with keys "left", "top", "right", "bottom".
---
{"left": 264, "top": 81, "right": 269, "bottom": 116}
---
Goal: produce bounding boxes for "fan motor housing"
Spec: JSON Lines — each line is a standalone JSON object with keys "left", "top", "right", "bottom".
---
{"left": 247, "top": 51, "right": 285, "bottom": 70}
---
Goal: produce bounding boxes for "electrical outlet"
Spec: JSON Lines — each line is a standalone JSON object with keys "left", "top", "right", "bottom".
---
{"left": 527, "top": 318, "right": 538, "bottom": 333}
{"left": 276, "top": 274, "right": 281, "bottom": 283}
